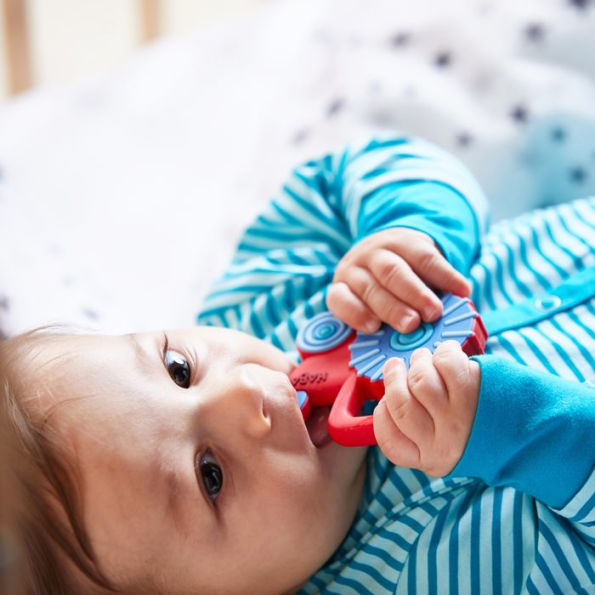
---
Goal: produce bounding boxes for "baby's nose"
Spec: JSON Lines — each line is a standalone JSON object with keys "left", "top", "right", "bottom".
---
{"left": 215, "top": 367, "right": 272, "bottom": 441}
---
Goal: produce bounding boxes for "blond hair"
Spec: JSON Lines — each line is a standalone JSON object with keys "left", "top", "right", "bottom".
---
{"left": 0, "top": 329, "right": 115, "bottom": 594}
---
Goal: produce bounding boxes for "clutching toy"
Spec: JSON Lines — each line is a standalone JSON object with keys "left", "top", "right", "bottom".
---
{"left": 290, "top": 293, "right": 487, "bottom": 447}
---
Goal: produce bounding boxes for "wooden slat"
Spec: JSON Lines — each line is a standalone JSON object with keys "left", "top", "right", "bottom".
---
{"left": 139, "top": 0, "right": 161, "bottom": 43}
{"left": 2, "top": 0, "right": 32, "bottom": 94}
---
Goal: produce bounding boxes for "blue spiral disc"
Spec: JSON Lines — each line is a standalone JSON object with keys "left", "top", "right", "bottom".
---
{"left": 348, "top": 294, "right": 478, "bottom": 381}
{"left": 296, "top": 312, "right": 353, "bottom": 353}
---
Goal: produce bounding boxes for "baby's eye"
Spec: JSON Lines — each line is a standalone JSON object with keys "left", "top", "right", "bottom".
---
{"left": 197, "top": 451, "right": 223, "bottom": 502}
{"left": 165, "top": 350, "right": 191, "bottom": 388}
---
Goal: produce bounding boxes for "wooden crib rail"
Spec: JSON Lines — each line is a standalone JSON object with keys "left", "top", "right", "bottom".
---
{"left": 2, "top": 0, "right": 32, "bottom": 94}
{"left": 1, "top": 0, "right": 162, "bottom": 97}
{"left": 140, "top": 0, "right": 161, "bottom": 43}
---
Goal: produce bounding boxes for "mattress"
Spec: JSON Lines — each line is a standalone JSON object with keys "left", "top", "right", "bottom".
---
{"left": 1, "top": 0, "right": 594, "bottom": 336}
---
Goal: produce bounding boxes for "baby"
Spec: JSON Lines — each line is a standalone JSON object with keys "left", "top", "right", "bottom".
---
{"left": 1, "top": 134, "right": 593, "bottom": 594}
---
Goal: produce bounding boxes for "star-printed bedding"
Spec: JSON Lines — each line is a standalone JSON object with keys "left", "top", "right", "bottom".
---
{"left": 1, "top": 0, "right": 594, "bottom": 337}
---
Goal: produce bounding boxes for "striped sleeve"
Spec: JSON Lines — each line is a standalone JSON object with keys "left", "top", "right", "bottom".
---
{"left": 197, "top": 134, "right": 488, "bottom": 337}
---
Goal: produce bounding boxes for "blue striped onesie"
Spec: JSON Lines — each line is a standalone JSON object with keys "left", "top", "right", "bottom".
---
{"left": 197, "top": 135, "right": 595, "bottom": 594}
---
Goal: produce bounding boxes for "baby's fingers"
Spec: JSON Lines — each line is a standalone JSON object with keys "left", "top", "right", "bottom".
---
{"left": 326, "top": 281, "right": 380, "bottom": 333}
{"left": 407, "top": 347, "right": 448, "bottom": 418}
{"left": 374, "top": 400, "right": 420, "bottom": 468}
{"left": 397, "top": 239, "right": 471, "bottom": 298}
{"left": 368, "top": 249, "right": 442, "bottom": 324}
{"left": 432, "top": 341, "right": 474, "bottom": 403}
{"left": 432, "top": 341, "right": 480, "bottom": 412}
{"left": 330, "top": 267, "right": 419, "bottom": 333}
{"left": 374, "top": 358, "right": 435, "bottom": 467}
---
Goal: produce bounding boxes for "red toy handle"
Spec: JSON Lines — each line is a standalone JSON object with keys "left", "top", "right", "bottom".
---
{"left": 328, "top": 372, "right": 375, "bottom": 445}
{"left": 290, "top": 293, "right": 488, "bottom": 447}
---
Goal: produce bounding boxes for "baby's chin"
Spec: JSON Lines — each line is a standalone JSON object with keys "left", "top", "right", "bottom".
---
{"left": 299, "top": 391, "right": 368, "bottom": 482}
{"left": 310, "top": 447, "right": 368, "bottom": 570}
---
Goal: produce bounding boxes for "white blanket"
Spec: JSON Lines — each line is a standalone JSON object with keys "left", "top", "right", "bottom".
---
{"left": 1, "top": 0, "right": 595, "bottom": 336}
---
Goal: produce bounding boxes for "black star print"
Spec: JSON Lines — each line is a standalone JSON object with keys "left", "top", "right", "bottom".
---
{"left": 435, "top": 51, "right": 452, "bottom": 68}
{"left": 390, "top": 32, "right": 411, "bottom": 48}
{"left": 570, "top": 166, "right": 588, "bottom": 184}
{"left": 525, "top": 23, "right": 546, "bottom": 43}
{"left": 456, "top": 132, "right": 473, "bottom": 147}
{"left": 291, "top": 129, "right": 309, "bottom": 145}
{"left": 568, "top": 0, "right": 593, "bottom": 9}
{"left": 551, "top": 127, "right": 567, "bottom": 142}
{"left": 510, "top": 104, "right": 529, "bottom": 124}
{"left": 82, "top": 307, "right": 100, "bottom": 321}
{"left": 326, "top": 98, "right": 345, "bottom": 117}
{"left": 0, "top": 295, "right": 9, "bottom": 311}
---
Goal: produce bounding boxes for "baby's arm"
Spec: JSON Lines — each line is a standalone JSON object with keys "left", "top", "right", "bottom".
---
{"left": 449, "top": 356, "right": 595, "bottom": 512}
{"left": 327, "top": 137, "right": 487, "bottom": 333}
{"left": 198, "top": 134, "right": 488, "bottom": 342}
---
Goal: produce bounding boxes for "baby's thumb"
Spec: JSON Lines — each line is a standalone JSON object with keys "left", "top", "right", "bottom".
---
{"left": 413, "top": 249, "right": 471, "bottom": 297}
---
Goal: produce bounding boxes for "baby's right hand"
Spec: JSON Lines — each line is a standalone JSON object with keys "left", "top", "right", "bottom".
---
{"left": 373, "top": 341, "right": 480, "bottom": 477}
{"left": 326, "top": 227, "right": 470, "bottom": 334}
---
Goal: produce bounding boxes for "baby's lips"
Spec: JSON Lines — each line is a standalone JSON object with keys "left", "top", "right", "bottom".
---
{"left": 292, "top": 389, "right": 330, "bottom": 447}
{"left": 296, "top": 390, "right": 312, "bottom": 421}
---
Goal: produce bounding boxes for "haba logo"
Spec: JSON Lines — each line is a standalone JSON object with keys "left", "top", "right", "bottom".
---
{"left": 291, "top": 372, "right": 329, "bottom": 387}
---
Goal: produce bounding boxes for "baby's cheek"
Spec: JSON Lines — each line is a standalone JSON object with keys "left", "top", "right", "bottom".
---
{"left": 276, "top": 466, "right": 333, "bottom": 531}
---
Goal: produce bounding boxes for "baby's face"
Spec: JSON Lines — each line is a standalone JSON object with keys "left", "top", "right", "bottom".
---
{"left": 41, "top": 327, "right": 367, "bottom": 593}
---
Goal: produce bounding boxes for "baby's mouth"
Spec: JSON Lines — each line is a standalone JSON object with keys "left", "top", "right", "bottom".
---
{"left": 305, "top": 406, "right": 332, "bottom": 448}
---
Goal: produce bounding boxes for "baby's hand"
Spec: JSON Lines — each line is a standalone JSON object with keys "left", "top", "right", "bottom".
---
{"left": 327, "top": 227, "right": 470, "bottom": 333}
{"left": 373, "top": 341, "right": 480, "bottom": 477}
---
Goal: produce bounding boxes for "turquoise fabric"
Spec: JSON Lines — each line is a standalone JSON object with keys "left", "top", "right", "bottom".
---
{"left": 357, "top": 180, "right": 480, "bottom": 274}
{"left": 450, "top": 354, "right": 595, "bottom": 508}
{"left": 198, "top": 135, "right": 595, "bottom": 593}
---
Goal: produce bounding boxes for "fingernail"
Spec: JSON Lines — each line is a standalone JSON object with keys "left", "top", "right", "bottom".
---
{"left": 424, "top": 306, "right": 441, "bottom": 320}
{"left": 365, "top": 320, "right": 380, "bottom": 333}
{"left": 384, "top": 357, "right": 402, "bottom": 375}
{"left": 400, "top": 314, "right": 417, "bottom": 332}
{"left": 410, "top": 347, "right": 429, "bottom": 361}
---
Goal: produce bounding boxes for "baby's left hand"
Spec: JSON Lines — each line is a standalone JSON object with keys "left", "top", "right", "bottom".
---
{"left": 373, "top": 341, "right": 480, "bottom": 477}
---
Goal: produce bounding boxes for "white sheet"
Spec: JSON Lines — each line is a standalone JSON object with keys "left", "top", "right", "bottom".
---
{"left": 1, "top": 0, "right": 595, "bottom": 336}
